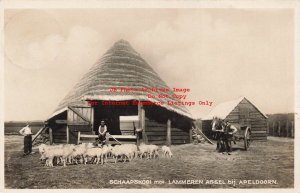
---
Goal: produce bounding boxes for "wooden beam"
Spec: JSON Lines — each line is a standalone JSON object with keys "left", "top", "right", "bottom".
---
{"left": 278, "top": 121, "right": 281, "bottom": 137}
{"left": 49, "top": 128, "right": 53, "bottom": 145}
{"left": 66, "top": 126, "right": 69, "bottom": 144}
{"left": 189, "top": 127, "right": 193, "bottom": 143}
{"left": 77, "top": 131, "right": 81, "bottom": 144}
{"left": 32, "top": 126, "right": 47, "bottom": 143}
{"left": 291, "top": 121, "right": 294, "bottom": 138}
{"left": 55, "top": 120, "right": 67, "bottom": 124}
{"left": 286, "top": 121, "right": 289, "bottom": 137}
{"left": 166, "top": 119, "right": 171, "bottom": 146}
{"left": 141, "top": 106, "right": 147, "bottom": 143}
{"left": 68, "top": 122, "right": 90, "bottom": 126}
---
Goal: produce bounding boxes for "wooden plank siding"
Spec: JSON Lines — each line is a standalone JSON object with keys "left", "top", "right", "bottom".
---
{"left": 145, "top": 119, "right": 167, "bottom": 145}
{"left": 51, "top": 107, "right": 94, "bottom": 144}
{"left": 145, "top": 119, "right": 190, "bottom": 145}
{"left": 52, "top": 125, "right": 67, "bottom": 144}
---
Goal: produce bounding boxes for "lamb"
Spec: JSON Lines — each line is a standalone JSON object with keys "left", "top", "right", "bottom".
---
{"left": 101, "top": 144, "right": 113, "bottom": 163}
{"left": 71, "top": 143, "right": 95, "bottom": 164}
{"left": 138, "top": 143, "right": 149, "bottom": 159}
{"left": 111, "top": 145, "right": 125, "bottom": 163}
{"left": 138, "top": 143, "right": 159, "bottom": 159}
{"left": 161, "top": 145, "right": 173, "bottom": 158}
{"left": 148, "top": 144, "right": 159, "bottom": 159}
{"left": 111, "top": 144, "right": 137, "bottom": 163}
{"left": 39, "top": 144, "right": 64, "bottom": 165}
{"left": 121, "top": 144, "right": 138, "bottom": 160}
{"left": 83, "top": 147, "right": 103, "bottom": 165}
{"left": 41, "top": 144, "right": 76, "bottom": 167}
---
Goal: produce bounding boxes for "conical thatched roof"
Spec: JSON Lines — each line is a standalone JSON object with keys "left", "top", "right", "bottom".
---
{"left": 50, "top": 39, "right": 193, "bottom": 119}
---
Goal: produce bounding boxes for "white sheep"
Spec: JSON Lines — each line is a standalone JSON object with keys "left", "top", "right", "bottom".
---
{"left": 138, "top": 143, "right": 149, "bottom": 159}
{"left": 41, "top": 144, "right": 75, "bottom": 167}
{"left": 39, "top": 144, "right": 64, "bottom": 165}
{"left": 71, "top": 143, "right": 95, "bottom": 164}
{"left": 121, "top": 144, "right": 138, "bottom": 160}
{"left": 161, "top": 145, "right": 173, "bottom": 158}
{"left": 101, "top": 144, "right": 113, "bottom": 163}
{"left": 138, "top": 143, "right": 159, "bottom": 159}
{"left": 111, "top": 144, "right": 137, "bottom": 163}
{"left": 148, "top": 144, "right": 159, "bottom": 159}
{"left": 83, "top": 147, "right": 103, "bottom": 165}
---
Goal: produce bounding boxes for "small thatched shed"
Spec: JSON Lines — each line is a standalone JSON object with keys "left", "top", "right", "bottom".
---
{"left": 201, "top": 97, "right": 268, "bottom": 141}
{"left": 43, "top": 39, "right": 195, "bottom": 145}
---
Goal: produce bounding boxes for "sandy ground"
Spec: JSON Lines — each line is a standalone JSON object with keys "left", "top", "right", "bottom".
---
{"left": 4, "top": 135, "right": 294, "bottom": 189}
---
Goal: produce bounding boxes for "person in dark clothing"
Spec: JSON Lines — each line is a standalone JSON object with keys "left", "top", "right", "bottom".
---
{"left": 19, "top": 123, "right": 33, "bottom": 156}
{"left": 98, "top": 120, "right": 107, "bottom": 145}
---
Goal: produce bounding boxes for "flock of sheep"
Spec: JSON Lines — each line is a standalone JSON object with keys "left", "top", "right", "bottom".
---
{"left": 39, "top": 142, "right": 173, "bottom": 167}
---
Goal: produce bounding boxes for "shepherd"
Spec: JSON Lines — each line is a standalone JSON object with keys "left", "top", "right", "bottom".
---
{"left": 212, "top": 117, "right": 237, "bottom": 155}
{"left": 19, "top": 123, "right": 33, "bottom": 156}
{"left": 98, "top": 120, "right": 107, "bottom": 145}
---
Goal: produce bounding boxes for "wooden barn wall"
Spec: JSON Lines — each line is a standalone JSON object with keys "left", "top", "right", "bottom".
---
{"left": 145, "top": 118, "right": 167, "bottom": 145}
{"left": 144, "top": 105, "right": 191, "bottom": 145}
{"left": 201, "top": 120, "right": 213, "bottom": 139}
{"left": 225, "top": 99, "right": 267, "bottom": 141}
{"left": 171, "top": 127, "right": 190, "bottom": 144}
{"left": 145, "top": 118, "right": 190, "bottom": 145}
{"left": 53, "top": 125, "right": 67, "bottom": 144}
{"left": 67, "top": 107, "right": 93, "bottom": 125}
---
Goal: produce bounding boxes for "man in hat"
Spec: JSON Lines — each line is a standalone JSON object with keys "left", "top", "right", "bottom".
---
{"left": 223, "top": 121, "right": 238, "bottom": 154}
{"left": 98, "top": 120, "right": 107, "bottom": 145}
{"left": 19, "top": 123, "right": 33, "bottom": 156}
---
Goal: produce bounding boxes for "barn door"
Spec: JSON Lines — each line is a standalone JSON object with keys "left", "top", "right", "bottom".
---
{"left": 67, "top": 106, "right": 94, "bottom": 143}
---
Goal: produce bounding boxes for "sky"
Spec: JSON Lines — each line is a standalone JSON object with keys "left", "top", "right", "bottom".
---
{"left": 4, "top": 8, "right": 294, "bottom": 121}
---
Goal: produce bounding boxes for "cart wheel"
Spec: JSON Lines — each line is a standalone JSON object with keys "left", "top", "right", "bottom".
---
{"left": 244, "top": 127, "right": 251, "bottom": 151}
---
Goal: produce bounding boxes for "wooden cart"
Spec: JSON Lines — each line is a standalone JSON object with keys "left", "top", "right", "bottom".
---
{"left": 215, "top": 124, "right": 252, "bottom": 151}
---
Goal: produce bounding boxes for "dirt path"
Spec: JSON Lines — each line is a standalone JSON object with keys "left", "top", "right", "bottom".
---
{"left": 4, "top": 135, "right": 294, "bottom": 189}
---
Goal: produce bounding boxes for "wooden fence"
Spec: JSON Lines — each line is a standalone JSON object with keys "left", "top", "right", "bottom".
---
{"left": 267, "top": 120, "right": 294, "bottom": 138}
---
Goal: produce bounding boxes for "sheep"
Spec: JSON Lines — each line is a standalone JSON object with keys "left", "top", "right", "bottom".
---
{"left": 41, "top": 144, "right": 76, "bottom": 167}
{"left": 148, "top": 144, "right": 159, "bottom": 159}
{"left": 111, "top": 145, "right": 124, "bottom": 163}
{"left": 138, "top": 143, "right": 159, "bottom": 159}
{"left": 71, "top": 143, "right": 95, "bottom": 164}
{"left": 101, "top": 144, "right": 113, "bottom": 163}
{"left": 111, "top": 144, "right": 137, "bottom": 163}
{"left": 138, "top": 143, "right": 149, "bottom": 159}
{"left": 161, "top": 145, "right": 173, "bottom": 158}
{"left": 121, "top": 144, "right": 138, "bottom": 160}
{"left": 39, "top": 144, "right": 64, "bottom": 165}
{"left": 83, "top": 147, "right": 103, "bottom": 165}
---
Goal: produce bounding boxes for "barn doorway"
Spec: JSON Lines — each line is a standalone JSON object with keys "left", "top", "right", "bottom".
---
{"left": 93, "top": 100, "right": 138, "bottom": 135}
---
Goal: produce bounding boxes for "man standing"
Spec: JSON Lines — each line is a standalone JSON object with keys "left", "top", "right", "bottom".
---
{"left": 98, "top": 120, "right": 107, "bottom": 145}
{"left": 223, "top": 121, "right": 238, "bottom": 154}
{"left": 19, "top": 123, "right": 33, "bottom": 156}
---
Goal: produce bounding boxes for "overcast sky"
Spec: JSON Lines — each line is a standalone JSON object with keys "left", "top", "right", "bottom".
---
{"left": 4, "top": 9, "right": 294, "bottom": 121}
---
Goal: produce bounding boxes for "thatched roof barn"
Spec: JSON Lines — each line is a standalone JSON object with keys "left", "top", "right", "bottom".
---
{"left": 44, "top": 39, "right": 194, "bottom": 145}
{"left": 201, "top": 97, "right": 268, "bottom": 141}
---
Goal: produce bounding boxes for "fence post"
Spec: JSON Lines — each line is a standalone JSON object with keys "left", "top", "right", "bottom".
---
{"left": 278, "top": 121, "right": 281, "bottom": 137}
{"left": 272, "top": 122, "right": 275, "bottom": 136}
{"left": 291, "top": 121, "right": 294, "bottom": 138}
{"left": 286, "top": 121, "right": 289, "bottom": 137}
{"left": 49, "top": 128, "right": 53, "bottom": 145}
{"left": 166, "top": 119, "right": 171, "bottom": 146}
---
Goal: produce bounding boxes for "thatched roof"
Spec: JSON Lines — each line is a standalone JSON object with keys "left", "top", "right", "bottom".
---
{"left": 202, "top": 96, "right": 267, "bottom": 120}
{"left": 49, "top": 39, "right": 193, "bottom": 120}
